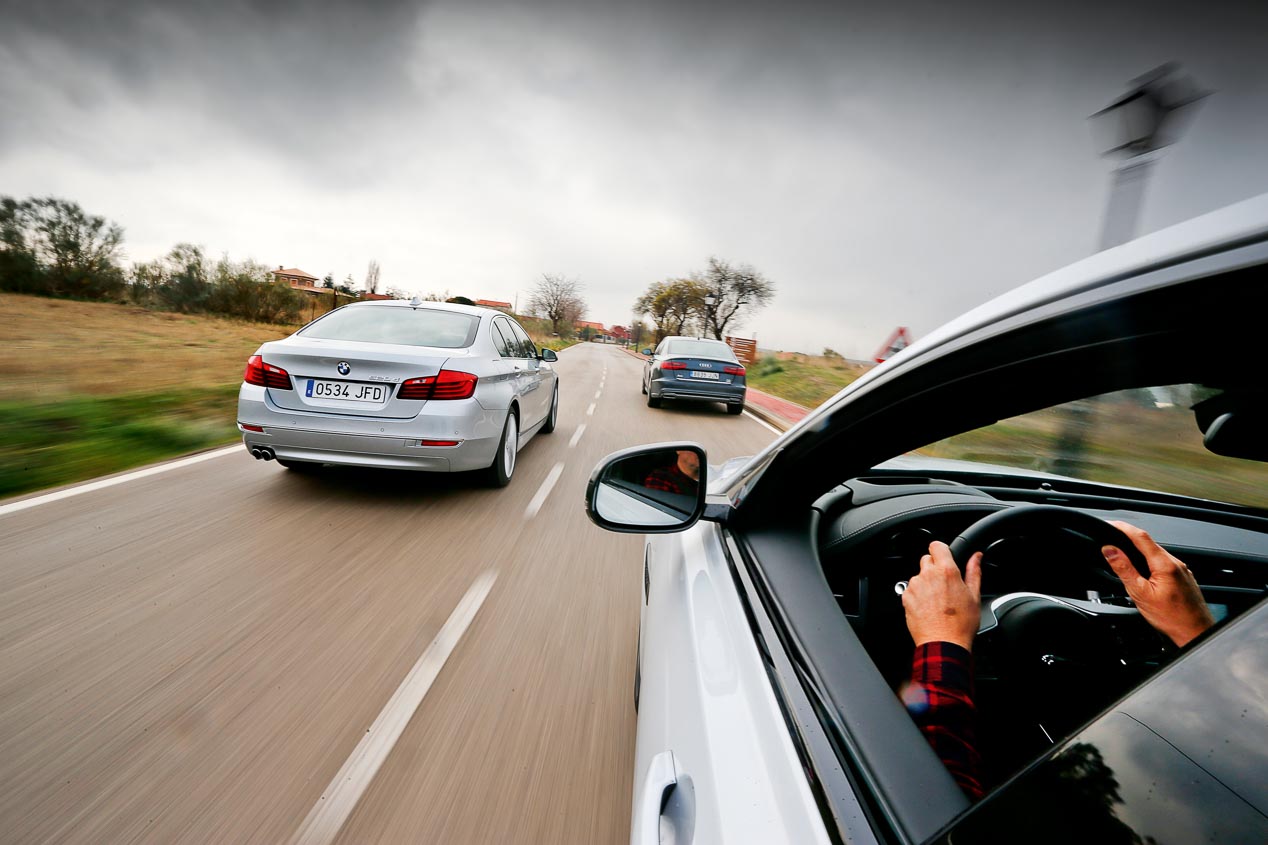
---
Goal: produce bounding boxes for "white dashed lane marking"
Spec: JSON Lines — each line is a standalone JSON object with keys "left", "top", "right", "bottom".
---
{"left": 586, "top": 403, "right": 596, "bottom": 416}
{"left": 289, "top": 570, "right": 498, "bottom": 845}
{"left": 569, "top": 425, "right": 586, "bottom": 448}
{"left": 524, "top": 462, "right": 566, "bottom": 520}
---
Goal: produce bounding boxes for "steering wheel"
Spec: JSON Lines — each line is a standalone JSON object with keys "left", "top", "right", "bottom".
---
{"left": 949, "top": 504, "right": 1151, "bottom": 580}
{"left": 944, "top": 505, "right": 1160, "bottom": 761}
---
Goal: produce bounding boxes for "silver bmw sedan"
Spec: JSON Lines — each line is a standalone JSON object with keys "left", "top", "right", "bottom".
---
{"left": 236, "top": 299, "right": 559, "bottom": 487}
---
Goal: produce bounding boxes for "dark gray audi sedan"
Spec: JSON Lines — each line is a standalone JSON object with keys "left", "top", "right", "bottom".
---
{"left": 641, "top": 336, "right": 747, "bottom": 414}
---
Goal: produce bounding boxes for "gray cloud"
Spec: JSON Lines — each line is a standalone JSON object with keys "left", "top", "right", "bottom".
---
{"left": 2, "top": 0, "right": 1266, "bottom": 356}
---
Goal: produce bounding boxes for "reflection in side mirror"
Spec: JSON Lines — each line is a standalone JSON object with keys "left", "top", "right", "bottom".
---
{"left": 540, "top": 347, "right": 558, "bottom": 362}
{"left": 641, "top": 348, "right": 653, "bottom": 356}
{"left": 585, "top": 443, "right": 707, "bottom": 534}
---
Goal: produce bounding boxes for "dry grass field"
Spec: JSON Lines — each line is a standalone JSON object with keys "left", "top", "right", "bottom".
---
{"left": 1, "top": 294, "right": 296, "bottom": 497}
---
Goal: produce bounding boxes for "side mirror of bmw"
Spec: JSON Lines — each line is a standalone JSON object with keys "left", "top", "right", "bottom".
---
{"left": 585, "top": 443, "right": 706, "bottom": 533}
{"left": 641, "top": 348, "right": 653, "bottom": 356}
{"left": 540, "top": 347, "right": 559, "bottom": 362}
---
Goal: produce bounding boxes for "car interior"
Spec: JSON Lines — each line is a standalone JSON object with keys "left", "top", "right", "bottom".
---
{"left": 813, "top": 410, "right": 1268, "bottom": 786}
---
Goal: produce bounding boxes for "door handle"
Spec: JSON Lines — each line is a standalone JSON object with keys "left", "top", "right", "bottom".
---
{"left": 634, "top": 750, "right": 679, "bottom": 845}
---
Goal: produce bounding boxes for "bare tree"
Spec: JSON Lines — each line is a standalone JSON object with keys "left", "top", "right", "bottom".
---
{"left": 364, "top": 259, "right": 381, "bottom": 294}
{"left": 695, "top": 257, "right": 775, "bottom": 339}
{"left": 529, "top": 274, "right": 586, "bottom": 336}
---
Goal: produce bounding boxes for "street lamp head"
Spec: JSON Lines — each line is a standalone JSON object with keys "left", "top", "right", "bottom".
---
{"left": 1091, "top": 63, "right": 1209, "bottom": 158}
{"left": 704, "top": 292, "right": 717, "bottom": 308}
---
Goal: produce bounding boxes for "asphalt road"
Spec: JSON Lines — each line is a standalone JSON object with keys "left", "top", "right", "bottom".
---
{"left": 0, "top": 343, "right": 778, "bottom": 844}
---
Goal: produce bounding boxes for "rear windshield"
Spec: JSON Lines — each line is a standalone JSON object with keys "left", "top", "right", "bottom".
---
{"left": 666, "top": 339, "right": 738, "bottom": 360}
{"left": 299, "top": 306, "right": 480, "bottom": 348}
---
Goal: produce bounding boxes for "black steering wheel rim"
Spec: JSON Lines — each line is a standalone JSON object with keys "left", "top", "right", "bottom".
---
{"left": 948, "top": 504, "right": 1151, "bottom": 580}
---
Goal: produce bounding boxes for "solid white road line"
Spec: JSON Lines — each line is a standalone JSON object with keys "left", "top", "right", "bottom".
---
{"left": 289, "top": 570, "right": 498, "bottom": 845}
{"left": 568, "top": 424, "right": 586, "bottom": 449}
{"left": 524, "top": 462, "right": 565, "bottom": 520}
{"left": 586, "top": 402, "right": 596, "bottom": 416}
{"left": 0, "top": 445, "right": 241, "bottom": 518}
{"left": 744, "top": 411, "right": 784, "bottom": 437}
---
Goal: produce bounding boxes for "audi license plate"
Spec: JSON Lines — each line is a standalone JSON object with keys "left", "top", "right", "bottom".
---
{"left": 305, "top": 379, "right": 388, "bottom": 402}
{"left": 690, "top": 371, "right": 720, "bottom": 380}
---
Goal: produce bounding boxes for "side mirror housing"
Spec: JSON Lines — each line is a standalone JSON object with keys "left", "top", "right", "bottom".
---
{"left": 641, "top": 348, "right": 653, "bottom": 356}
{"left": 540, "top": 347, "right": 558, "bottom": 362}
{"left": 585, "top": 443, "right": 707, "bottom": 534}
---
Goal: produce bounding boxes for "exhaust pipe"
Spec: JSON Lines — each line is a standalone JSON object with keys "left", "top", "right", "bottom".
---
{"left": 251, "top": 448, "right": 264, "bottom": 460}
{"left": 260, "top": 447, "right": 276, "bottom": 461}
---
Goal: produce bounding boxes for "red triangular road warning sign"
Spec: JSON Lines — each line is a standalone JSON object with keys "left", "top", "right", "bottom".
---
{"left": 874, "top": 327, "right": 912, "bottom": 363}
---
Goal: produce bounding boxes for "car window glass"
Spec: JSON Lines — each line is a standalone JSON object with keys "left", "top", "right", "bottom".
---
{"left": 491, "top": 320, "right": 513, "bottom": 357}
{"left": 665, "top": 339, "right": 738, "bottom": 361}
{"left": 299, "top": 306, "right": 480, "bottom": 348}
{"left": 509, "top": 321, "right": 535, "bottom": 358}
{"left": 915, "top": 384, "right": 1268, "bottom": 509}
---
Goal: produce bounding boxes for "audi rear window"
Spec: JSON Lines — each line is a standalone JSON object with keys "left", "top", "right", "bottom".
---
{"left": 666, "top": 339, "right": 738, "bottom": 360}
{"left": 299, "top": 306, "right": 480, "bottom": 348}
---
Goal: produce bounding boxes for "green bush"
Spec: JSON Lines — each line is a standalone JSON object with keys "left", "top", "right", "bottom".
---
{"left": 754, "top": 355, "right": 784, "bottom": 377}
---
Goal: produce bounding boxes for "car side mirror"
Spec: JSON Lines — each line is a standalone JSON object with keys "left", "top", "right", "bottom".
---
{"left": 540, "top": 348, "right": 558, "bottom": 362}
{"left": 1194, "top": 389, "right": 1268, "bottom": 462}
{"left": 641, "top": 348, "right": 653, "bottom": 356}
{"left": 585, "top": 443, "right": 707, "bottom": 534}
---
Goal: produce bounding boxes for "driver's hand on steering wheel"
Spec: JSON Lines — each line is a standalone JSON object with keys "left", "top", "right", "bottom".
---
{"left": 1102, "top": 521, "right": 1215, "bottom": 648}
{"left": 903, "top": 542, "right": 983, "bottom": 650}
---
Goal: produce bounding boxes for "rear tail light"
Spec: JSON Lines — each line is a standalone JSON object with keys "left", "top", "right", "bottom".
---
{"left": 398, "top": 369, "right": 479, "bottom": 401}
{"left": 662, "top": 361, "right": 687, "bottom": 370}
{"left": 724, "top": 365, "right": 746, "bottom": 376}
{"left": 244, "top": 355, "right": 293, "bottom": 389}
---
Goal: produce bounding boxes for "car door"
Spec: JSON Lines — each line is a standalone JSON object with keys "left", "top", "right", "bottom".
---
{"left": 491, "top": 318, "right": 530, "bottom": 420}
{"left": 508, "top": 319, "right": 549, "bottom": 427}
{"left": 646, "top": 340, "right": 665, "bottom": 389}
{"left": 634, "top": 522, "right": 835, "bottom": 844}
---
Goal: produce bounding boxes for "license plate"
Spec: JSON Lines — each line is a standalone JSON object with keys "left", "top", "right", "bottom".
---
{"left": 690, "top": 371, "right": 720, "bottom": 380}
{"left": 305, "top": 379, "right": 389, "bottom": 402}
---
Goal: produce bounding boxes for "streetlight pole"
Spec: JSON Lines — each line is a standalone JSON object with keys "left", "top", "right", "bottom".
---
{"left": 703, "top": 292, "right": 717, "bottom": 340}
{"left": 1090, "top": 63, "right": 1208, "bottom": 251}
{"left": 1053, "top": 64, "right": 1207, "bottom": 477}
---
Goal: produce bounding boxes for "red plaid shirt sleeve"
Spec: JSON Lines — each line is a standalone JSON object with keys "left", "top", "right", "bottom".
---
{"left": 643, "top": 468, "right": 685, "bottom": 493}
{"left": 906, "top": 641, "right": 984, "bottom": 801}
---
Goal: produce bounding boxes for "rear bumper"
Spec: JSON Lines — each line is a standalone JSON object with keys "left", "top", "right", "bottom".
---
{"left": 650, "top": 376, "right": 746, "bottom": 404}
{"left": 237, "top": 383, "right": 503, "bottom": 471}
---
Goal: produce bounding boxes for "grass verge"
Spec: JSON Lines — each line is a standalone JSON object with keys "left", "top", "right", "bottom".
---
{"left": 745, "top": 353, "right": 868, "bottom": 409}
{"left": 0, "top": 386, "right": 241, "bottom": 499}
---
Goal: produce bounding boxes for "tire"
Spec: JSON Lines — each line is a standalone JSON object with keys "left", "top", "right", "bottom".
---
{"left": 541, "top": 384, "right": 559, "bottom": 434}
{"left": 483, "top": 411, "right": 518, "bottom": 488}
{"left": 726, "top": 402, "right": 744, "bottom": 415}
{"left": 641, "top": 376, "right": 647, "bottom": 395}
{"left": 647, "top": 392, "right": 661, "bottom": 409}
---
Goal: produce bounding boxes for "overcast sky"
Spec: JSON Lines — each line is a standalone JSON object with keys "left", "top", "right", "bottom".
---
{"left": 3, "top": 0, "right": 1266, "bottom": 356}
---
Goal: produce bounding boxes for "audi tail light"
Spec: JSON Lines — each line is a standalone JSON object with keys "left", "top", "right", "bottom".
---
{"left": 244, "top": 355, "right": 293, "bottom": 389}
{"left": 399, "top": 369, "right": 479, "bottom": 401}
{"left": 724, "top": 365, "right": 746, "bottom": 376}
{"left": 661, "top": 361, "right": 687, "bottom": 370}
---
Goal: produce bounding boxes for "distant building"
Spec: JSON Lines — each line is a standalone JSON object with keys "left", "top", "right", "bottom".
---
{"left": 272, "top": 266, "right": 324, "bottom": 295}
{"left": 361, "top": 292, "right": 395, "bottom": 301}
{"left": 574, "top": 320, "right": 604, "bottom": 333}
{"left": 475, "top": 298, "right": 513, "bottom": 313}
